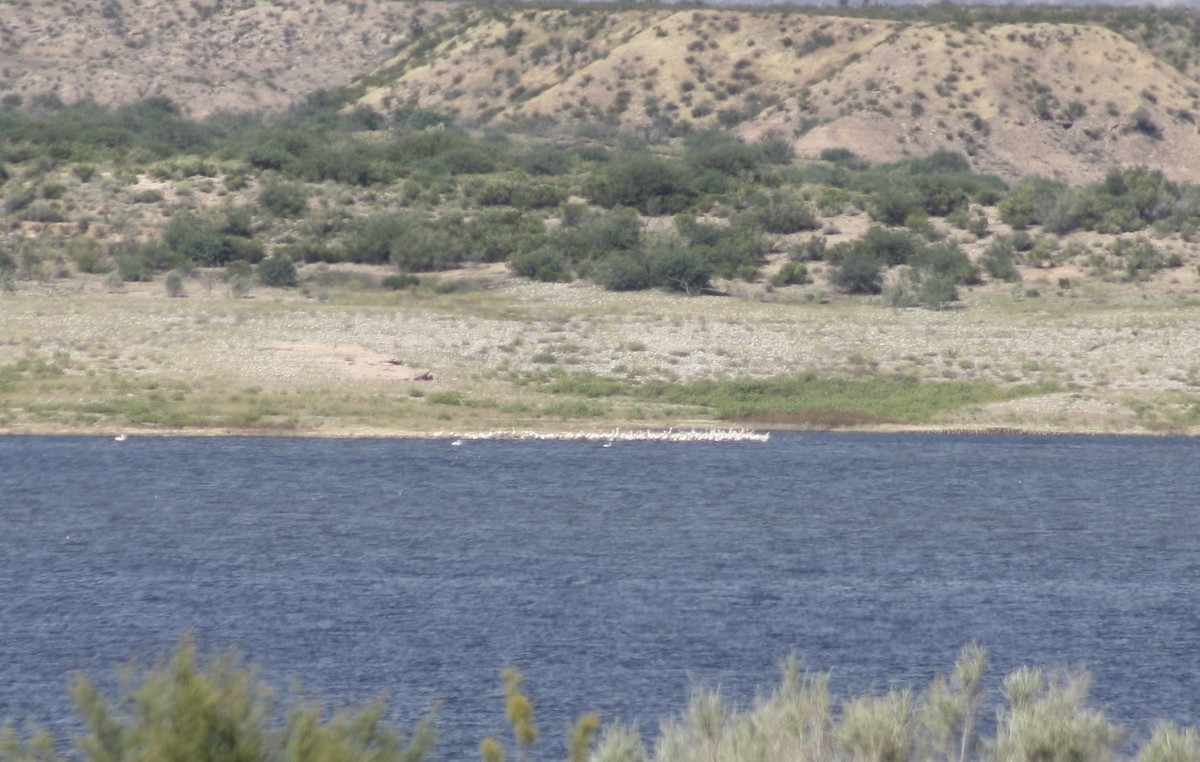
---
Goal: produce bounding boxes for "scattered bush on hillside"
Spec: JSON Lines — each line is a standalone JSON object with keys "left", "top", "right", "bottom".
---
{"left": 645, "top": 235, "right": 714, "bottom": 295}
{"left": 829, "top": 248, "right": 884, "bottom": 294}
{"left": 259, "top": 180, "right": 308, "bottom": 218}
{"left": 257, "top": 255, "right": 298, "bottom": 287}
{"left": 584, "top": 153, "right": 697, "bottom": 215}
{"left": 769, "top": 261, "right": 811, "bottom": 287}
{"left": 981, "top": 236, "right": 1022, "bottom": 282}
{"left": 743, "top": 192, "right": 819, "bottom": 234}
{"left": 674, "top": 215, "right": 766, "bottom": 280}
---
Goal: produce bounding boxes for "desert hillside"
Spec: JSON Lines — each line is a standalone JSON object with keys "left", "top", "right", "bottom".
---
{"left": 355, "top": 4, "right": 1200, "bottom": 184}
{"left": 3, "top": 3, "right": 1200, "bottom": 182}
{"left": 0, "top": 0, "right": 453, "bottom": 116}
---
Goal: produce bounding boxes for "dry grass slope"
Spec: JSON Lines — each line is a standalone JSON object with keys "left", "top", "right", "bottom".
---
{"left": 357, "top": 6, "right": 1200, "bottom": 184}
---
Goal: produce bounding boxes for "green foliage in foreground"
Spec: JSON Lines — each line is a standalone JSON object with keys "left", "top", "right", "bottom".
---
{"left": 0, "top": 634, "right": 437, "bottom": 762}
{"left": 4, "top": 640, "right": 1200, "bottom": 762}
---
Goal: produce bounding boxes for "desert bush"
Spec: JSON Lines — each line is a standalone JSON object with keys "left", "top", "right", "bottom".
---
{"left": 769, "top": 261, "right": 811, "bottom": 287}
{"left": 755, "top": 135, "right": 795, "bottom": 166}
{"left": 259, "top": 180, "right": 308, "bottom": 218}
{"left": 340, "top": 214, "right": 420, "bottom": 266}
{"left": 163, "top": 212, "right": 236, "bottom": 266}
{"left": 593, "top": 254, "right": 651, "bottom": 291}
{"left": 110, "top": 239, "right": 174, "bottom": 281}
{"left": 550, "top": 208, "right": 642, "bottom": 265}
{"left": 835, "top": 689, "right": 914, "bottom": 762}
{"left": 791, "top": 236, "right": 828, "bottom": 262}
{"left": 512, "top": 184, "right": 567, "bottom": 210}
{"left": 382, "top": 273, "right": 420, "bottom": 290}
{"left": 469, "top": 178, "right": 518, "bottom": 206}
{"left": 257, "top": 255, "right": 298, "bottom": 287}
{"left": 584, "top": 154, "right": 697, "bottom": 215}
{"left": 509, "top": 248, "right": 573, "bottom": 282}
{"left": 462, "top": 209, "right": 545, "bottom": 263}
{"left": 745, "top": 192, "right": 819, "bottom": 234}
{"left": 66, "top": 634, "right": 437, "bottom": 762}
{"left": 683, "top": 130, "right": 760, "bottom": 177}
{"left": 1110, "top": 236, "right": 1163, "bottom": 280}
{"left": 992, "top": 667, "right": 1122, "bottom": 762}
{"left": 164, "top": 269, "right": 186, "bottom": 297}
{"left": 68, "top": 238, "right": 107, "bottom": 274}
{"left": 854, "top": 226, "right": 921, "bottom": 267}
{"left": 674, "top": 215, "right": 766, "bottom": 279}
{"left": 1135, "top": 722, "right": 1200, "bottom": 762}
{"left": 911, "top": 242, "right": 981, "bottom": 285}
{"left": 870, "top": 178, "right": 925, "bottom": 226}
{"left": 982, "top": 237, "right": 1022, "bottom": 282}
{"left": 645, "top": 236, "right": 713, "bottom": 295}
{"left": 999, "top": 178, "right": 1068, "bottom": 230}
{"left": 830, "top": 249, "right": 884, "bottom": 294}
{"left": 518, "top": 145, "right": 574, "bottom": 176}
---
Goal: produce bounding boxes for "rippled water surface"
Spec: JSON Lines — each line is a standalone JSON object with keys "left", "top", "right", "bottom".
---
{"left": 3, "top": 433, "right": 1199, "bottom": 757}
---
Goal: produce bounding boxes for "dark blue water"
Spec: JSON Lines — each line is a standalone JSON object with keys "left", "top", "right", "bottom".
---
{"left": 2, "top": 433, "right": 1199, "bottom": 758}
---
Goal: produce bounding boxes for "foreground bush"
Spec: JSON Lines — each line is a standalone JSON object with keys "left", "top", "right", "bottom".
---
{"left": 0, "top": 635, "right": 436, "bottom": 762}
{"left": 5, "top": 639, "right": 1200, "bottom": 762}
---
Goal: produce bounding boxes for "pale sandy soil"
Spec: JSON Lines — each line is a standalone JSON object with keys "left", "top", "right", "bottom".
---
{"left": 2, "top": 263, "right": 1200, "bottom": 438}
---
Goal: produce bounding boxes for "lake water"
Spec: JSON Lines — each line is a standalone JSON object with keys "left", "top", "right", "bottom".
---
{"left": 2, "top": 432, "right": 1199, "bottom": 758}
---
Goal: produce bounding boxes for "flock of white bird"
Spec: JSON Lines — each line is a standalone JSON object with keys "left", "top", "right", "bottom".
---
{"left": 441, "top": 428, "right": 770, "bottom": 443}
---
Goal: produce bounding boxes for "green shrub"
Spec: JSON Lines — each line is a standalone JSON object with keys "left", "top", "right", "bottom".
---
{"left": 509, "top": 248, "right": 573, "bottom": 282}
{"left": 769, "top": 261, "right": 811, "bottom": 287}
{"left": 164, "top": 270, "right": 186, "bottom": 297}
{"left": 1110, "top": 236, "right": 1163, "bottom": 280}
{"left": 982, "top": 237, "right": 1022, "bottom": 282}
{"left": 256, "top": 256, "right": 298, "bottom": 287}
{"left": 791, "top": 236, "right": 827, "bottom": 262}
{"left": 66, "top": 635, "right": 437, "bottom": 762}
{"left": 584, "top": 154, "right": 697, "bottom": 215}
{"left": 755, "top": 135, "right": 795, "bottom": 166}
{"left": 258, "top": 180, "right": 308, "bottom": 217}
{"left": 519, "top": 145, "right": 574, "bottom": 176}
{"left": 512, "top": 184, "right": 567, "bottom": 210}
{"left": 163, "top": 212, "right": 235, "bottom": 266}
{"left": 382, "top": 273, "right": 421, "bottom": 290}
{"left": 675, "top": 215, "right": 766, "bottom": 279}
{"left": 746, "top": 193, "right": 819, "bottom": 234}
{"left": 870, "top": 179, "right": 924, "bottom": 226}
{"left": 550, "top": 208, "right": 642, "bottom": 265}
{"left": 858, "top": 226, "right": 921, "bottom": 267}
{"left": 830, "top": 249, "right": 884, "bottom": 294}
{"left": 594, "top": 254, "right": 651, "bottom": 291}
{"left": 911, "top": 242, "right": 981, "bottom": 285}
{"left": 646, "top": 237, "right": 713, "bottom": 294}
{"left": 68, "top": 238, "right": 107, "bottom": 274}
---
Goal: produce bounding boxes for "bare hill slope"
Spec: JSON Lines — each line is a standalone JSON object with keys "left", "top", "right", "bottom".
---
{"left": 356, "top": 6, "right": 1200, "bottom": 183}
{"left": 4, "top": 2, "right": 1200, "bottom": 183}
{"left": 0, "top": 0, "right": 452, "bottom": 116}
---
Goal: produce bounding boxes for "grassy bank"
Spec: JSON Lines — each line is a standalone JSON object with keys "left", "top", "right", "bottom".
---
{"left": 1, "top": 272, "right": 1199, "bottom": 437}
{"left": 2, "top": 638, "right": 1195, "bottom": 762}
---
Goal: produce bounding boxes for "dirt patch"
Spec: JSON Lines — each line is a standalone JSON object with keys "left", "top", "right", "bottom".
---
{"left": 262, "top": 342, "right": 433, "bottom": 383}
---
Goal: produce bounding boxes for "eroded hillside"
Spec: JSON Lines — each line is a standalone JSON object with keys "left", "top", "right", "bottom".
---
{"left": 355, "top": 5, "right": 1200, "bottom": 183}
{"left": 0, "top": 0, "right": 452, "bottom": 116}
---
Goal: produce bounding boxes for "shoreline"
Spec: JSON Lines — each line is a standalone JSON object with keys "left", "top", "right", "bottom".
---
{"left": 4, "top": 270, "right": 1200, "bottom": 441}
{"left": 1, "top": 420, "right": 1192, "bottom": 440}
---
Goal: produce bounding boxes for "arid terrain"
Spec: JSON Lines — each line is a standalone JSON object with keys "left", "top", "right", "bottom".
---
{"left": 3, "top": 254, "right": 1200, "bottom": 437}
{"left": 3, "top": 1, "right": 1200, "bottom": 437}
